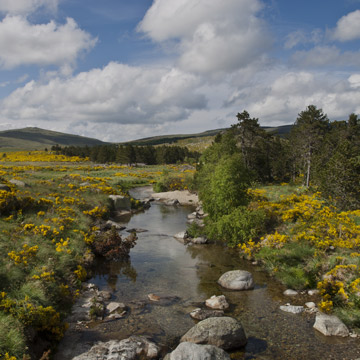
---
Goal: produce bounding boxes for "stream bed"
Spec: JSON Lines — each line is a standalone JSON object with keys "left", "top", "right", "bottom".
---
{"left": 55, "top": 187, "right": 360, "bottom": 360}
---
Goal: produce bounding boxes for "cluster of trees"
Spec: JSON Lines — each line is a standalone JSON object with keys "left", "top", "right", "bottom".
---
{"left": 195, "top": 105, "right": 359, "bottom": 216}
{"left": 51, "top": 144, "right": 200, "bottom": 165}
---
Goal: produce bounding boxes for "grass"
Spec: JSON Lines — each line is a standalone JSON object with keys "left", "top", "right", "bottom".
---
{"left": 0, "top": 151, "right": 187, "bottom": 358}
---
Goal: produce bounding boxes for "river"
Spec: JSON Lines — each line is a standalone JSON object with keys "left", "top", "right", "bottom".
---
{"left": 55, "top": 187, "right": 360, "bottom": 359}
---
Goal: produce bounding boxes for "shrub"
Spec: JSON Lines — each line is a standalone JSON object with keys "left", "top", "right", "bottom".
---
{"left": 206, "top": 207, "right": 266, "bottom": 247}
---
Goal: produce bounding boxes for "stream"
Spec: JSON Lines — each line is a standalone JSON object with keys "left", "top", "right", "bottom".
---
{"left": 55, "top": 187, "right": 360, "bottom": 360}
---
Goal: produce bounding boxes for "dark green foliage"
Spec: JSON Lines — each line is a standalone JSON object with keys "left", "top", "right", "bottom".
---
{"left": 56, "top": 144, "right": 199, "bottom": 165}
{"left": 289, "top": 105, "right": 329, "bottom": 186}
{"left": 206, "top": 207, "right": 266, "bottom": 247}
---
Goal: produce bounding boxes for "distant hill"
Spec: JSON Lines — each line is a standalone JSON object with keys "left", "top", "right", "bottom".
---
{"left": 123, "top": 125, "right": 292, "bottom": 149}
{"left": 0, "top": 127, "right": 109, "bottom": 150}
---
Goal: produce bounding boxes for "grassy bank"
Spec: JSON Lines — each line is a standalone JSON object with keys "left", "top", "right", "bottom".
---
{"left": 0, "top": 151, "right": 185, "bottom": 359}
{"left": 240, "top": 184, "right": 360, "bottom": 330}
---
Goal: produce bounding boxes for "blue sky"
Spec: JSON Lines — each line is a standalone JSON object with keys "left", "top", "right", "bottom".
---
{"left": 0, "top": 0, "right": 359, "bottom": 142}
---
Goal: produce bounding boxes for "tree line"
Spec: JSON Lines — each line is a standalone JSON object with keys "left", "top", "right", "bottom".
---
{"left": 51, "top": 143, "right": 200, "bottom": 165}
{"left": 194, "top": 105, "right": 359, "bottom": 211}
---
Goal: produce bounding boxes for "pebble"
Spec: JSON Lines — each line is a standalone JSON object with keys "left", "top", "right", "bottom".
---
{"left": 283, "top": 289, "right": 298, "bottom": 296}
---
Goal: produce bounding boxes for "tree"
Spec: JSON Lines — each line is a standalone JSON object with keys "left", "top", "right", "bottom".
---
{"left": 290, "top": 105, "right": 329, "bottom": 187}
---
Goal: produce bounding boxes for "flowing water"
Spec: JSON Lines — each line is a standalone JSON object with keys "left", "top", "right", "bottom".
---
{"left": 56, "top": 187, "right": 360, "bottom": 359}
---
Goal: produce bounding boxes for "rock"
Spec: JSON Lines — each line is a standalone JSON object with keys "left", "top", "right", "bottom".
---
{"left": 164, "top": 342, "right": 231, "bottom": 360}
{"left": 187, "top": 218, "right": 205, "bottom": 227}
{"left": 187, "top": 212, "right": 197, "bottom": 220}
{"left": 106, "top": 302, "right": 126, "bottom": 314}
{"left": 313, "top": 313, "right": 349, "bottom": 337}
{"left": 72, "top": 336, "right": 159, "bottom": 360}
{"left": 165, "top": 199, "right": 180, "bottom": 206}
{"left": 105, "top": 220, "right": 126, "bottom": 230}
{"left": 205, "top": 295, "right": 229, "bottom": 310}
{"left": 0, "top": 184, "right": 10, "bottom": 191}
{"left": 9, "top": 179, "right": 28, "bottom": 187}
{"left": 217, "top": 270, "right": 254, "bottom": 291}
{"left": 148, "top": 293, "right": 160, "bottom": 302}
{"left": 107, "top": 312, "right": 126, "bottom": 320}
{"left": 308, "top": 289, "right": 320, "bottom": 296}
{"left": 191, "top": 237, "right": 208, "bottom": 244}
{"left": 190, "top": 308, "right": 224, "bottom": 320}
{"left": 283, "top": 289, "right": 298, "bottom": 296}
{"left": 280, "top": 305, "right": 304, "bottom": 314}
{"left": 174, "top": 231, "right": 188, "bottom": 240}
{"left": 126, "top": 228, "right": 148, "bottom": 233}
{"left": 109, "top": 195, "right": 131, "bottom": 211}
{"left": 180, "top": 317, "right": 247, "bottom": 350}
{"left": 305, "top": 302, "right": 316, "bottom": 309}
{"left": 97, "top": 290, "right": 112, "bottom": 301}
{"left": 80, "top": 181, "right": 91, "bottom": 186}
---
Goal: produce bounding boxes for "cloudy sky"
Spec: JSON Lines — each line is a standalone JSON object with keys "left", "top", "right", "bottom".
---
{"left": 0, "top": 0, "right": 359, "bottom": 142}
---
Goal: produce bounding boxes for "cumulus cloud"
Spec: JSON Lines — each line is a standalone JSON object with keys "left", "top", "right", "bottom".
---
{"left": 0, "top": 16, "right": 96, "bottom": 72}
{"left": 290, "top": 46, "right": 360, "bottom": 68}
{"left": 332, "top": 10, "right": 360, "bottom": 42}
{"left": 138, "top": 0, "right": 271, "bottom": 75}
{"left": 0, "top": 62, "right": 207, "bottom": 127}
{"left": 0, "top": 0, "right": 58, "bottom": 15}
{"left": 225, "top": 70, "right": 360, "bottom": 124}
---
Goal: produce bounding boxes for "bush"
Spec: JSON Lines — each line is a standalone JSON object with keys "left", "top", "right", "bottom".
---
{"left": 206, "top": 207, "right": 266, "bottom": 247}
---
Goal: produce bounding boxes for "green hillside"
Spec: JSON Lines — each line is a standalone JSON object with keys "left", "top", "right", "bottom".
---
{"left": 0, "top": 127, "right": 109, "bottom": 150}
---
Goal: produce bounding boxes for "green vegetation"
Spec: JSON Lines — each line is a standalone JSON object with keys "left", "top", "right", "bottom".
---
{"left": 0, "top": 127, "right": 108, "bottom": 150}
{"left": 0, "top": 152, "right": 186, "bottom": 359}
{"left": 191, "top": 105, "right": 360, "bottom": 331}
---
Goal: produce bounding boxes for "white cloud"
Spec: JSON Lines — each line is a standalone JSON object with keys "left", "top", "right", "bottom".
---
{"left": 332, "top": 10, "right": 360, "bottom": 42}
{"left": 0, "top": 0, "right": 58, "bottom": 15}
{"left": 290, "top": 46, "right": 360, "bottom": 68}
{"left": 284, "top": 29, "right": 322, "bottom": 49}
{"left": 138, "top": 0, "right": 271, "bottom": 75}
{"left": 225, "top": 69, "right": 360, "bottom": 124}
{"left": 0, "top": 62, "right": 207, "bottom": 128}
{"left": 0, "top": 16, "right": 96, "bottom": 71}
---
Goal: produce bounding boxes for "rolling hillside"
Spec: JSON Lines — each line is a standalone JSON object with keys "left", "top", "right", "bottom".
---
{"left": 0, "top": 127, "right": 109, "bottom": 150}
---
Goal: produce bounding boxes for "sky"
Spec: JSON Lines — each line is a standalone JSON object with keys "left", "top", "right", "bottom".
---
{"left": 0, "top": 0, "right": 360, "bottom": 142}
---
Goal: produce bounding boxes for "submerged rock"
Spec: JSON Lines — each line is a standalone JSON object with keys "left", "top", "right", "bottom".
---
{"left": 283, "top": 289, "right": 298, "bottom": 296}
{"left": 205, "top": 295, "right": 229, "bottom": 310}
{"left": 72, "top": 336, "right": 159, "bottom": 360}
{"left": 164, "top": 342, "right": 230, "bottom": 360}
{"left": 190, "top": 308, "right": 224, "bottom": 320}
{"left": 313, "top": 313, "right": 349, "bottom": 337}
{"left": 191, "top": 236, "right": 208, "bottom": 244}
{"left": 218, "top": 270, "right": 254, "bottom": 290}
{"left": 180, "top": 317, "right": 247, "bottom": 350}
{"left": 280, "top": 305, "right": 304, "bottom": 314}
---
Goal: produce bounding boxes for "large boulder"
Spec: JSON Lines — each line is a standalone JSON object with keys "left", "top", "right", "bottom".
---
{"left": 164, "top": 342, "right": 230, "bottom": 360}
{"left": 180, "top": 317, "right": 247, "bottom": 350}
{"left": 109, "top": 195, "right": 131, "bottom": 212}
{"left": 72, "top": 336, "right": 159, "bottom": 360}
{"left": 217, "top": 270, "right": 254, "bottom": 290}
{"left": 313, "top": 313, "right": 349, "bottom": 337}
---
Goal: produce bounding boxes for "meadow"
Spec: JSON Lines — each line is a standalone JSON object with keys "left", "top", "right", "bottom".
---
{"left": 0, "top": 151, "right": 189, "bottom": 360}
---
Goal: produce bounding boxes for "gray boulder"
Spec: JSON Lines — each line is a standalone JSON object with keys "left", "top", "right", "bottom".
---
{"left": 0, "top": 184, "right": 10, "bottom": 191}
{"left": 217, "top": 270, "right": 254, "bottom": 290}
{"left": 72, "top": 336, "right": 159, "bottom": 360}
{"left": 205, "top": 295, "right": 229, "bottom": 310}
{"left": 180, "top": 317, "right": 247, "bottom": 350}
{"left": 164, "top": 342, "right": 230, "bottom": 360}
{"left": 313, "top": 313, "right": 349, "bottom": 337}
{"left": 109, "top": 195, "right": 131, "bottom": 211}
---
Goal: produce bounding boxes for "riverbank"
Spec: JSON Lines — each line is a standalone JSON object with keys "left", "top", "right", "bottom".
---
{"left": 55, "top": 192, "right": 360, "bottom": 359}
